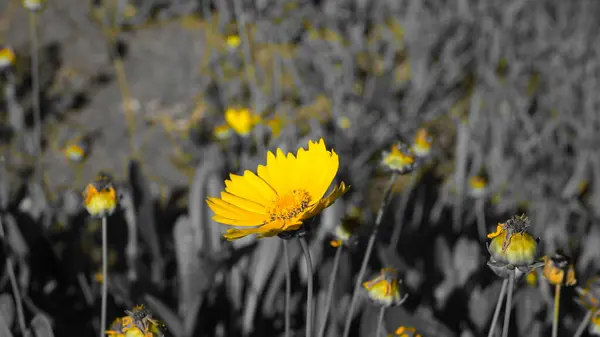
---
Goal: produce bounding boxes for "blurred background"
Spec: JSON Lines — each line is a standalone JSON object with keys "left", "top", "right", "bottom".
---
{"left": 1, "top": 0, "right": 600, "bottom": 336}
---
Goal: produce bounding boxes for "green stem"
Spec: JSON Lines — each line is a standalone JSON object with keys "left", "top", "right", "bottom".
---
{"left": 342, "top": 173, "right": 398, "bottom": 337}
{"left": 487, "top": 279, "right": 507, "bottom": 337}
{"left": 299, "top": 237, "right": 313, "bottom": 337}
{"left": 0, "top": 217, "right": 27, "bottom": 337}
{"left": 375, "top": 306, "right": 386, "bottom": 337}
{"left": 316, "top": 245, "right": 343, "bottom": 337}
{"left": 552, "top": 283, "right": 561, "bottom": 337}
{"left": 100, "top": 216, "right": 108, "bottom": 337}
{"left": 283, "top": 240, "right": 291, "bottom": 337}
{"left": 501, "top": 270, "right": 515, "bottom": 337}
{"left": 573, "top": 310, "right": 593, "bottom": 337}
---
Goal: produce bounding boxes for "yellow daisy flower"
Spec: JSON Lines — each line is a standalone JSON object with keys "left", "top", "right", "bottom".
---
{"left": 226, "top": 34, "right": 242, "bottom": 49}
{"left": 591, "top": 311, "right": 600, "bottom": 336}
{"left": 411, "top": 128, "right": 432, "bottom": 158}
{"left": 389, "top": 326, "right": 422, "bottom": 337}
{"left": 363, "top": 268, "right": 408, "bottom": 307}
{"left": 224, "top": 107, "right": 261, "bottom": 136}
{"left": 83, "top": 174, "right": 118, "bottom": 218}
{"left": 542, "top": 253, "right": 577, "bottom": 286}
{"left": 381, "top": 143, "right": 417, "bottom": 174}
{"left": 576, "top": 276, "right": 600, "bottom": 311}
{"left": 487, "top": 215, "right": 537, "bottom": 266}
{"left": 207, "top": 139, "right": 348, "bottom": 240}
{"left": 0, "top": 46, "right": 16, "bottom": 70}
{"left": 22, "top": 0, "right": 44, "bottom": 11}
{"left": 213, "top": 123, "right": 232, "bottom": 140}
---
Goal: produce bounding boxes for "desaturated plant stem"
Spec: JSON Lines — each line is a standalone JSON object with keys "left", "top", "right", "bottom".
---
{"left": 100, "top": 216, "right": 108, "bottom": 337}
{"left": 299, "top": 237, "right": 314, "bottom": 337}
{"left": 0, "top": 217, "right": 27, "bottom": 337}
{"left": 283, "top": 240, "right": 291, "bottom": 337}
{"left": 487, "top": 279, "right": 508, "bottom": 337}
{"left": 29, "top": 12, "right": 42, "bottom": 188}
{"left": 342, "top": 173, "right": 398, "bottom": 337}
{"left": 573, "top": 310, "right": 593, "bottom": 337}
{"left": 375, "top": 306, "right": 386, "bottom": 337}
{"left": 316, "top": 245, "right": 343, "bottom": 337}
{"left": 501, "top": 270, "right": 515, "bottom": 337}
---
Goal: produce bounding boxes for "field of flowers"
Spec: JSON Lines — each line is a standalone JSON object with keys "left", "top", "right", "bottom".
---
{"left": 1, "top": 0, "right": 600, "bottom": 337}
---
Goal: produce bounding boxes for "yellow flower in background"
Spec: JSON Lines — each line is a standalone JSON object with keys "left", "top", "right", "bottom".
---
{"left": 336, "top": 116, "right": 352, "bottom": 130}
{"left": 363, "top": 268, "right": 408, "bottom": 307}
{"left": 63, "top": 136, "right": 89, "bottom": 162}
{"left": 83, "top": 174, "right": 118, "bottom": 218}
{"left": 213, "top": 123, "right": 232, "bottom": 140}
{"left": 225, "top": 107, "right": 261, "bottom": 136}
{"left": 411, "top": 128, "right": 432, "bottom": 158}
{"left": 525, "top": 270, "right": 538, "bottom": 287}
{"left": 590, "top": 311, "right": 600, "bottom": 336}
{"left": 469, "top": 175, "right": 487, "bottom": 198}
{"left": 106, "top": 305, "right": 165, "bottom": 337}
{"left": 207, "top": 139, "right": 348, "bottom": 240}
{"left": 576, "top": 276, "right": 600, "bottom": 311}
{"left": 542, "top": 253, "right": 577, "bottom": 286}
{"left": 487, "top": 215, "right": 537, "bottom": 266}
{"left": 22, "top": 0, "right": 44, "bottom": 11}
{"left": 381, "top": 143, "right": 417, "bottom": 174}
{"left": 0, "top": 46, "right": 16, "bottom": 69}
{"left": 266, "top": 114, "right": 285, "bottom": 138}
{"left": 389, "top": 326, "right": 422, "bottom": 337}
{"left": 226, "top": 34, "right": 241, "bottom": 49}
{"left": 330, "top": 206, "right": 362, "bottom": 247}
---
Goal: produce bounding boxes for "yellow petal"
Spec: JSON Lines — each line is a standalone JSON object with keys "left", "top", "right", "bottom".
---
{"left": 220, "top": 191, "right": 267, "bottom": 214}
{"left": 207, "top": 198, "right": 266, "bottom": 225}
{"left": 225, "top": 170, "right": 277, "bottom": 206}
{"left": 302, "top": 182, "right": 348, "bottom": 220}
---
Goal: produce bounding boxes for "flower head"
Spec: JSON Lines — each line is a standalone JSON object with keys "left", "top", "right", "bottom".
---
{"left": 486, "top": 214, "right": 541, "bottom": 278}
{"left": 0, "top": 46, "right": 16, "bottom": 70}
{"left": 64, "top": 136, "right": 89, "bottom": 162}
{"left": 525, "top": 270, "right": 538, "bottom": 287}
{"left": 330, "top": 206, "right": 362, "bottom": 247}
{"left": 83, "top": 173, "right": 118, "bottom": 218}
{"left": 336, "top": 116, "right": 352, "bottom": 130}
{"left": 363, "top": 268, "right": 408, "bottom": 307}
{"left": 381, "top": 143, "right": 417, "bottom": 175}
{"left": 213, "top": 123, "right": 232, "bottom": 140}
{"left": 388, "top": 326, "right": 422, "bottom": 337}
{"left": 469, "top": 175, "right": 487, "bottom": 198}
{"left": 226, "top": 34, "right": 241, "bottom": 49}
{"left": 22, "top": 0, "right": 44, "bottom": 11}
{"left": 106, "top": 305, "right": 165, "bottom": 337}
{"left": 225, "top": 107, "right": 261, "bottom": 136}
{"left": 207, "top": 139, "right": 348, "bottom": 240}
{"left": 411, "top": 128, "right": 432, "bottom": 158}
{"left": 590, "top": 311, "right": 600, "bottom": 336}
{"left": 542, "top": 253, "right": 577, "bottom": 286}
{"left": 576, "top": 276, "right": 600, "bottom": 311}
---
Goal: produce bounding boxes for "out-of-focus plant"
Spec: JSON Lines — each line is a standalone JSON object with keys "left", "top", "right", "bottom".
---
{"left": 363, "top": 268, "right": 409, "bottom": 337}
{"left": 542, "top": 252, "right": 577, "bottom": 337}
{"left": 574, "top": 276, "right": 600, "bottom": 337}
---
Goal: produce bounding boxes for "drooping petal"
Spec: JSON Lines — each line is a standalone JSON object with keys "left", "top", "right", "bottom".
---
{"left": 301, "top": 182, "right": 349, "bottom": 220}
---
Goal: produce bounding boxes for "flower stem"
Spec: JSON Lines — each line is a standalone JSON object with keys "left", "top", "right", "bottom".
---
{"left": 283, "top": 240, "right": 292, "bottom": 337}
{"left": 100, "top": 216, "right": 108, "bottom": 337}
{"left": 29, "top": 11, "right": 42, "bottom": 188}
{"left": 573, "top": 310, "right": 593, "bottom": 337}
{"left": 299, "top": 237, "right": 314, "bottom": 337}
{"left": 487, "top": 279, "right": 508, "bottom": 337}
{"left": 501, "top": 270, "right": 515, "bottom": 337}
{"left": 375, "top": 306, "right": 386, "bottom": 337}
{"left": 389, "top": 173, "right": 416, "bottom": 248}
{"left": 475, "top": 198, "right": 486, "bottom": 240}
{"left": 0, "top": 217, "right": 27, "bottom": 337}
{"left": 316, "top": 245, "right": 343, "bottom": 337}
{"left": 552, "top": 283, "right": 561, "bottom": 337}
{"left": 342, "top": 173, "right": 398, "bottom": 337}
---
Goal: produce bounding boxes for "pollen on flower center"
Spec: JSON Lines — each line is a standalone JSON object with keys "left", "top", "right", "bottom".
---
{"left": 268, "top": 189, "right": 311, "bottom": 221}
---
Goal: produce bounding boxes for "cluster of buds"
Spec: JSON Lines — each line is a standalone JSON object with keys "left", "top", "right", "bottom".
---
{"left": 106, "top": 305, "right": 165, "bottom": 337}
{"left": 362, "top": 268, "right": 408, "bottom": 307}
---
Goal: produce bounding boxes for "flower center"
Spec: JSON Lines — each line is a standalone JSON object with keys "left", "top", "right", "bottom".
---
{"left": 268, "top": 189, "right": 311, "bottom": 222}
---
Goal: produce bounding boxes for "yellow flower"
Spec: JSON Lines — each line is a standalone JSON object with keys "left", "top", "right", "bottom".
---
{"left": 381, "top": 143, "right": 417, "bottom": 174}
{"left": 213, "top": 123, "right": 232, "bottom": 140}
{"left": 207, "top": 139, "right": 348, "bottom": 240}
{"left": 525, "top": 270, "right": 538, "bottom": 287}
{"left": 590, "top": 311, "right": 600, "bottom": 336}
{"left": 542, "top": 254, "right": 577, "bottom": 286}
{"left": 411, "top": 128, "right": 432, "bottom": 158}
{"left": 389, "top": 326, "right": 422, "bottom": 337}
{"left": 0, "top": 46, "right": 16, "bottom": 69}
{"left": 576, "top": 276, "right": 600, "bottom": 310}
{"left": 83, "top": 174, "right": 118, "bottom": 218}
{"left": 106, "top": 305, "right": 165, "bottom": 337}
{"left": 226, "top": 34, "right": 241, "bottom": 49}
{"left": 469, "top": 175, "right": 487, "bottom": 198}
{"left": 22, "top": 0, "right": 44, "bottom": 11}
{"left": 487, "top": 215, "right": 537, "bottom": 266}
{"left": 63, "top": 137, "right": 89, "bottom": 162}
{"left": 363, "top": 268, "right": 408, "bottom": 307}
{"left": 224, "top": 107, "right": 261, "bottom": 136}
{"left": 336, "top": 116, "right": 352, "bottom": 130}
{"left": 266, "top": 115, "right": 285, "bottom": 138}
{"left": 330, "top": 206, "right": 362, "bottom": 247}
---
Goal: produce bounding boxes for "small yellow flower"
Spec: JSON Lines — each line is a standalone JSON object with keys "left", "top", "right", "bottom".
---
{"left": 106, "top": 305, "right": 165, "bottom": 337}
{"left": 83, "top": 174, "right": 118, "bottom": 218}
{"left": 224, "top": 107, "right": 261, "bottom": 136}
{"left": 411, "top": 128, "right": 432, "bottom": 158}
{"left": 226, "top": 34, "right": 241, "bottom": 49}
{"left": 389, "top": 326, "right": 422, "bottom": 337}
{"left": 266, "top": 114, "right": 285, "bottom": 138}
{"left": 0, "top": 46, "right": 16, "bottom": 70}
{"left": 525, "top": 270, "right": 538, "bottom": 287}
{"left": 63, "top": 137, "right": 89, "bottom": 162}
{"left": 22, "top": 0, "right": 44, "bottom": 11}
{"left": 363, "top": 268, "right": 408, "bottom": 307}
{"left": 590, "top": 311, "right": 600, "bottom": 336}
{"left": 336, "top": 116, "right": 352, "bottom": 130}
{"left": 330, "top": 206, "right": 362, "bottom": 247}
{"left": 542, "top": 253, "right": 577, "bottom": 286}
{"left": 381, "top": 143, "right": 417, "bottom": 175}
{"left": 213, "top": 123, "right": 232, "bottom": 140}
{"left": 469, "top": 175, "right": 487, "bottom": 198}
{"left": 207, "top": 139, "right": 348, "bottom": 240}
{"left": 487, "top": 215, "right": 537, "bottom": 266}
{"left": 576, "top": 276, "right": 600, "bottom": 310}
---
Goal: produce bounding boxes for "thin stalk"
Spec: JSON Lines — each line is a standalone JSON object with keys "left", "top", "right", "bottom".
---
{"left": 316, "top": 245, "right": 343, "bottom": 337}
{"left": 375, "top": 306, "right": 386, "bottom": 337}
{"left": 389, "top": 174, "right": 416, "bottom": 248}
{"left": 573, "top": 309, "right": 593, "bottom": 337}
{"left": 475, "top": 198, "right": 486, "bottom": 240}
{"left": 501, "top": 270, "right": 515, "bottom": 337}
{"left": 283, "top": 240, "right": 291, "bottom": 337}
{"left": 487, "top": 279, "right": 508, "bottom": 337}
{"left": 552, "top": 283, "right": 561, "bottom": 337}
{"left": 299, "top": 237, "right": 314, "bottom": 337}
{"left": 342, "top": 173, "right": 398, "bottom": 337}
{"left": 29, "top": 12, "right": 42, "bottom": 188}
{"left": 100, "top": 216, "right": 108, "bottom": 337}
{"left": 0, "top": 217, "right": 27, "bottom": 337}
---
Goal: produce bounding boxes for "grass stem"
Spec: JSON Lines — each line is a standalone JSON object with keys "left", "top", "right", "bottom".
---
{"left": 573, "top": 309, "right": 593, "bottom": 337}
{"left": 487, "top": 278, "right": 507, "bottom": 337}
{"left": 0, "top": 217, "right": 27, "bottom": 337}
{"left": 375, "top": 306, "right": 386, "bottom": 337}
{"left": 342, "top": 173, "right": 398, "bottom": 337}
{"left": 29, "top": 12, "right": 42, "bottom": 188}
{"left": 501, "top": 270, "right": 515, "bottom": 337}
{"left": 316, "top": 245, "right": 343, "bottom": 337}
{"left": 299, "top": 237, "right": 314, "bottom": 337}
